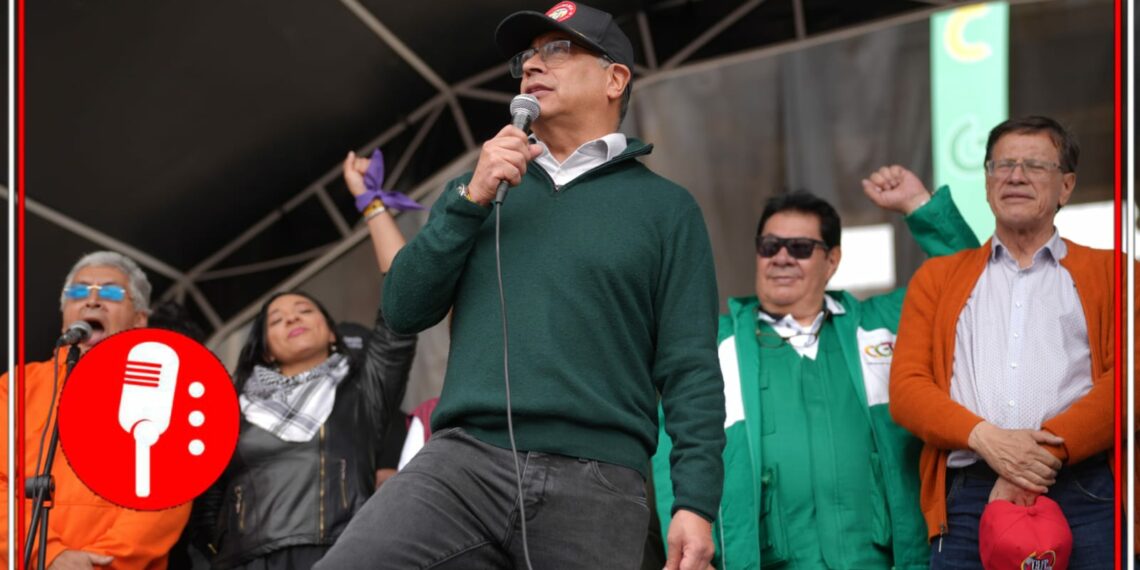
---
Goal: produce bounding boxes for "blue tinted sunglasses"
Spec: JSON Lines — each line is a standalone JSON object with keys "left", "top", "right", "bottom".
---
{"left": 63, "top": 283, "right": 127, "bottom": 302}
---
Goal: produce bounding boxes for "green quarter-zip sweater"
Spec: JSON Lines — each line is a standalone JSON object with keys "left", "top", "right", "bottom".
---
{"left": 383, "top": 139, "right": 726, "bottom": 520}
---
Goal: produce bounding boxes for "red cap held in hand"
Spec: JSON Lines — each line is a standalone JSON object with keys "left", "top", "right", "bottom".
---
{"left": 980, "top": 495, "right": 1072, "bottom": 570}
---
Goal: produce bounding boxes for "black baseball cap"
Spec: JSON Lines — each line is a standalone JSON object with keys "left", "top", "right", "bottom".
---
{"left": 495, "top": 2, "right": 635, "bottom": 69}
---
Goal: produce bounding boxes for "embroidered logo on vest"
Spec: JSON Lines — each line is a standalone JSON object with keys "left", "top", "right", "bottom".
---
{"left": 857, "top": 327, "right": 896, "bottom": 406}
{"left": 862, "top": 341, "right": 894, "bottom": 360}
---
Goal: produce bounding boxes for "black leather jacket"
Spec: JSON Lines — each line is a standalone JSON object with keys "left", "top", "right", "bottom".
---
{"left": 206, "top": 308, "right": 416, "bottom": 568}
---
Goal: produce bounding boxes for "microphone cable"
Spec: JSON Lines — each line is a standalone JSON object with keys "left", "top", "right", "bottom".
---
{"left": 30, "top": 349, "right": 63, "bottom": 497}
{"left": 494, "top": 201, "right": 535, "bottom": 570}
{"left": 24, "top": 348, "right": 65, "bottom": 568}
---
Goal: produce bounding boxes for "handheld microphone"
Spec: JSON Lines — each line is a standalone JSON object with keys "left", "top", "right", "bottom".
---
{"left": 57, "top": 321, "right": 93, "bottom": 347}
{"left": 494, "top": 94, "right": 542, "bottom": 205}
{"left": 118, "top": 341, "right": 180, "bottom": 497}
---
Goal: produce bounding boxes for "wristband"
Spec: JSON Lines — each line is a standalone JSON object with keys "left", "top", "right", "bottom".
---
{"left": 457, "top": 184, "right": 479, "bottom": 204}
{"left": 363, "top": 200, "right": 387, "bottom": 220}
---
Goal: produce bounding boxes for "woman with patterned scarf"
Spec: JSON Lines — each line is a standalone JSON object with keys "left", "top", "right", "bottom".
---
{"left": 202, "top": 150, "right": 421, "bottom": 569}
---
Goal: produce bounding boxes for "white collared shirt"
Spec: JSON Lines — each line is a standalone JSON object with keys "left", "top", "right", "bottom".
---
{"left": 947, "top": 230, "right": 1092, "bottom": 467}
{"left": 756, "top": 295, "right": 847, "bottom": 360}
{"left": 532, "top": 133, "right": 628, "bottom": 188}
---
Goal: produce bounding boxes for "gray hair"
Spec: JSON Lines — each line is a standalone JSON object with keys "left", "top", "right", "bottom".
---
{"left": 59, "top": 251, "right": 152, "bottom": 313}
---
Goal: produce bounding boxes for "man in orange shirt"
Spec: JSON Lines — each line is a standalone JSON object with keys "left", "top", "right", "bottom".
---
{"left": 2, "top": 251, "right": 191, "bottom": 569}
{"left": 890, "top": 116, "right": 1114, "bottom": 569}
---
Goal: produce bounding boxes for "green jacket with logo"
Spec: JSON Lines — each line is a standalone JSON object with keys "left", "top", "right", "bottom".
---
{"left": 652, "top": 188, "right": 978, "bottom": 569}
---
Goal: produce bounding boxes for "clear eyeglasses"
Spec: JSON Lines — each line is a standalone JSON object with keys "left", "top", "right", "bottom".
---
{"left": 508, "top": 39, "right": 612, "bottom": 78}
{"left": 984, "top": 159, "right": 1064, "bottom": 179}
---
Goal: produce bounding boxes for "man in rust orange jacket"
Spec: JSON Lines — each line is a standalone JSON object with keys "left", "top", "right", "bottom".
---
{"left": 890, "top": 116, "right": 1114, "bottom": 569}
{"left": 1, "top": 251, "right": 191, "bottom": 569}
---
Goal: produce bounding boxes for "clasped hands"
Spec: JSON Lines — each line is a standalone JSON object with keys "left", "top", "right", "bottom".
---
{"left": 968, "top": 421, "right": 1064, "bottom": 507}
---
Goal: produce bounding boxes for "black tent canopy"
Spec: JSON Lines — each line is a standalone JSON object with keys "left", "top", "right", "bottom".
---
{"left": 19, "top": 0, "right": 1018, "bottom": 357}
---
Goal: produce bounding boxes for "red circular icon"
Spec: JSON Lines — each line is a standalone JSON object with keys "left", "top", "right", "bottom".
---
{"left": 59, "top": 328, "right": 239, "bottom": 510}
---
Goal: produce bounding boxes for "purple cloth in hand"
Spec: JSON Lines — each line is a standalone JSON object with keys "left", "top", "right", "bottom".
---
{"left": 353, "top": 149, "right": 425, "bottom": 212}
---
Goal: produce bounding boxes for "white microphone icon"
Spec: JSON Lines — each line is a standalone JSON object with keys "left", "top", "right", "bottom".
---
{"left": 118, "top": 342, "right": 180, "bottom": 498}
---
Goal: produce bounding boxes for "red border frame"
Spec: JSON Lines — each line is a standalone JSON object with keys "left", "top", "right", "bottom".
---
{"left": 1112, "top": 0, "right": 1124, "bottom": 568}
{"left": 16, "top": 0, "right": 27, "bottom": 566}
{"left": 6, "top": 1, "right": 1132, "bottom": 569}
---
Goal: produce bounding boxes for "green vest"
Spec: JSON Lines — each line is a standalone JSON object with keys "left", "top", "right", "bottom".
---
{"left": 757, "top": 320, "right": 892, "bottom": 568}
{"left": 652, "top": 188, "right": 978, "bottom": 569}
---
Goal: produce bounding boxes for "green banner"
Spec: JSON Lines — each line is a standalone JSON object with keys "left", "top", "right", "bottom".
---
{"left": 931, "top": 3, "right": 1008, "bottom": 241}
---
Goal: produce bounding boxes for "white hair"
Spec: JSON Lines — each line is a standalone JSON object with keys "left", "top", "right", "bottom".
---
{"left": 59, "top": 251, "right": 152, "bottom": 313}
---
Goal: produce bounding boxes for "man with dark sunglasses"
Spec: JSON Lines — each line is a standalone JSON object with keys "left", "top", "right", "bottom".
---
{"left": 318, "top": 3, "right": 724, "bottom": 570}
{"left": 653, "top": 168, "right": 979, "bottom": 569}
{"left": 1, "top": 251, "right": 191, "bottom": 569}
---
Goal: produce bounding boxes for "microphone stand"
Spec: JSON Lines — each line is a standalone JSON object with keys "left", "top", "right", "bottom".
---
{"left": 24, "top": 344, "right": 81, "bottom": 570}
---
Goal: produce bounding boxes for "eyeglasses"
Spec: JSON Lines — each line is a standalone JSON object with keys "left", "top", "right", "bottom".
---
{"left": 755, "top": 236, "right": 829, "bottom": 259}
{"left": 62, "top": 283, "right": 127, "bottom": 302}
{"left": 984, "top": 159, "right": 1064, "bottom": 179}
{"left": 508, "top": 39, "right": 612, "bottom": 78}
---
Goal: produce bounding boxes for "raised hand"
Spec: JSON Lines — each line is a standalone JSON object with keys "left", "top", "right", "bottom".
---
{"left": 861, "top": 164, "right": 932, "bottom": 215}
{"left": 343, "top": 151, "right": 371, "bottom": 198}
{"left": 342, "top": 150, "right": 406, "bottom": 273}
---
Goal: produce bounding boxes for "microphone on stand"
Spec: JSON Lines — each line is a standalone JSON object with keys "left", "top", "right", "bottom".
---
{"left": 28, "top": 320, "right": 94, "bottom": 569}
{"left": 494, "top": 94, "right": 541, "bottom": 205}
{"left": 56, "top": 321, "right": 93, "bottom": 347}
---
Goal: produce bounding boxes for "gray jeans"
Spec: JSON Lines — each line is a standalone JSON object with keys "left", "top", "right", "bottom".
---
{"left": 314, "top": 427, "right": 651, "bottom": 569}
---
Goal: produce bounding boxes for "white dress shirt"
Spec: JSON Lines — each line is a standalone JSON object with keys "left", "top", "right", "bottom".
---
{"left": 947, "top": 231, "right": 1092, "bottom": 467}
{"left": 532, "top": 133, "right": 627, "bottom": 188}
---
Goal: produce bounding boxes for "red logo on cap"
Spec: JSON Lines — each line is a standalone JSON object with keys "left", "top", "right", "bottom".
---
{"left": 546, "top": 1, "right": 576, "bottom": 21}
{"left": 1021, "top": 551, "right": 1056, "bottom": 570}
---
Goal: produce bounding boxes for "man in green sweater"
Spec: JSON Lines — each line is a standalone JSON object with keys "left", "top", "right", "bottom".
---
{"left": 653, "top": 167, "right": 979, "bottom": 569}
{"left": 315, "top": 3, "right": 724, "bottom": 569}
